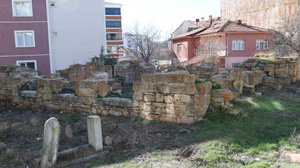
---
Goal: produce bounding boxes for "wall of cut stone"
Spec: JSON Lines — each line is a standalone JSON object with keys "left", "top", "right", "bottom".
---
{"left": 221, "top": 0, "right": 300, "bottom": 29}
{"left": 132, "top": 73, "right": 212, "bottom": 124}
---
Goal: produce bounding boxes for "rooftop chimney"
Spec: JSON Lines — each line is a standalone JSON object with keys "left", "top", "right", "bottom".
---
{"left": 196, "top": 19, "right": 200, "bottom": 28}
{"left": 209, "top": 15, "right": 213, "bottom": 25}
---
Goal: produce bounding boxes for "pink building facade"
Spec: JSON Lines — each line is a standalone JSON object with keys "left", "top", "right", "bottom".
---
{"left": 172, "top": 20, "right": 271, "bottom": 68}
{"left": 0, "top": 0, "right": 51, "bottom": 74}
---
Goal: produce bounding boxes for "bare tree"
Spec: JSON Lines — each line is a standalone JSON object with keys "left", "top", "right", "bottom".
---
{"left": 273, "top": 12, "right": 300, "bottom": 57}
{"left": 128, "top": 23, "right": 161, "bottom": 63}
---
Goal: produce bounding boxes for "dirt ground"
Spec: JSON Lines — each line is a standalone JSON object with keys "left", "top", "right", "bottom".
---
{"left": 1, "top": 85, "right": 300, "bottom": 168}
{"left": 0, "top": 105, "right": 205, "bottom": 168}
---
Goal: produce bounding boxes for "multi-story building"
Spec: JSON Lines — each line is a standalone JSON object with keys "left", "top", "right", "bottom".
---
{"left": 221, "top": 0, "right": 300, "bottom": 29}
{"left": 0, "top": 0, "right": 107, "bottom": 74}
{"left": 0, "top": 0, "right": 51, "bottom": 73}
{"left": 105, "top": 2, "right": 123, "bottom": 57}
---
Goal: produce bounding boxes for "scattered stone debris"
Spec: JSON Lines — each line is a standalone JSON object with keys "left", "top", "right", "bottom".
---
{"left": 65, "top": 125, "right": 73, "bottom": 139}
{"left": 105, "top": 136, "right": 114, "bottom": 146}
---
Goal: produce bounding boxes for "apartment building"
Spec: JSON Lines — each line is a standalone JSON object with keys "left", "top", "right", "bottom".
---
{"left": 0, "top": 0, "right": 107, "bottom": 74}
{"left": 105, "top": 2, "right": 123, "bottom": 57}
{"left": 0, "top": 0, "right": 51, "bottom": 73}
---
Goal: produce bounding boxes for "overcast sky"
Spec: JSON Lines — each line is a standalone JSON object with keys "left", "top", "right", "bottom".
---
{"left": 106, "top": 0, "right": 221, "bottom": 38}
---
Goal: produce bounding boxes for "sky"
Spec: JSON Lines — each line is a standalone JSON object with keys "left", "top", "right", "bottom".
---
{"left": 106, "top": 0, "right": 221, "bottom": 38}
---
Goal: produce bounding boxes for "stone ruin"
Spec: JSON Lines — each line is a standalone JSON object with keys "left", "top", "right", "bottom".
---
{"left": 1, "top": 57, "right": 300, "bottom": 124}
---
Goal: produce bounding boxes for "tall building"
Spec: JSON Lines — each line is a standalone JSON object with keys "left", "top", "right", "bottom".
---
{"left": 221, "top": 0, "right": 300, "bottom": 29}
{"left": 105, "top": 2, "right": 123, "bottom": 57}
{"left": 0, "top": 0, "right": 51, "bottom": 73}
{"left": 0, "top": 0, "right": 107, "bottom": 74}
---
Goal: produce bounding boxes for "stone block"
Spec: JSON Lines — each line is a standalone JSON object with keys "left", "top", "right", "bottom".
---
{"left": 174, "top": 94, "right": 192, "bottom": 105}
{"left": 133, "top": 82, "right": 141, "bottom": 92}
{"left": 186, "top": 106, "right": 207, "bottom": 117}
{"left": 195, "top": 94, "right": 211, "bottom": 107}
{"left": 181, "top": 74, "right": 196, "bottom": 83}
{"left": 77, "top": 88, "right": 97, "bottom": 97}
{"left": 177, "top": 116, "right": 195, "bottom": 124}
{"left": 233, "top": 80, "right": 244, "bottom": 93}
{"left": 112, "top": 83, "right": 122, "bottom": 91}
{"left": 160, "top": 114, "right": 177, "bottom": 122}
{"left": 158, "top": 84, "right": 170, "bottom": 94}
{"left": 164, "top": 95, "right": 174, "bottom": 104}
{"left": 195, "top": 83, "right": 206, "bottom": 95}
{"left": 169, "top": 84, "right": 186, "bottom": 94}
{"left": 212, "top": 89, "right": 235, "bottom": 101}
{"left": 166, "top": 74, "right": 181, "bottom": 83}
{"left": 99, "top": 81, "right": 109, "bottom": 98}
{"left": 156, "top": 74, "right": 167, "bottom": 84}
{"left": 144, "top": 95, "right": 155, "bottom": 102}
{"left": 141, "top": 74, "right": 156, "bottom": 83}
{"left": 185, "top": 84, "right": 197, "bottom": 95}
{"left": 167, "top": 104, "right": 186, "bottom": 115}
{"left": 155, "top": 93, "right": 164, "bottom": 102}
{"left": 139, "top": 102, "right": 153, "bottom": 112}
{"left": 133, "top": 92, "right": 143, "bottom": 101}
{"left": 145, "top": 113, "right": 160, "bottom": 121}
{"left": 109, "top": 110, "right": 123, "bottom": 116}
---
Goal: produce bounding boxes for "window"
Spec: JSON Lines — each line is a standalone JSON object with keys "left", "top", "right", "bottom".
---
{"left": 232, "top": 40, "right": 245, "bottom": 50}
{"left": 208, "top": 41, "right": 217, "bottom": 54}
{"left": 105, "top": 8, "right": 121, "bottom": 15}
{"left": 107, "top": 46, "right": 118, "bottom": 54}
{"left": 106, "top": 21, "right": 122, "bottom": 28}
{"left": 16, "top": 60, "right": 37, "bottom": 70}
{"left": 50, "top": 2, "right": 55, "bottom": 7}
{"left": 14, "top": 30, "right": 35, "bottom": 47}
{"left": 12, "top": 0, "right": 32, "bottom": 17}
{"left": 256, "top": 39, "right": 268, "bottom": 50}
{"left": 106, "top": 33, "right": 122, "bottom": 41}
{"left": 178, "top": 44, "right": 182, "bottom": 53}
{"left": 51, "top": 32, "right": 58, "bottom": 37}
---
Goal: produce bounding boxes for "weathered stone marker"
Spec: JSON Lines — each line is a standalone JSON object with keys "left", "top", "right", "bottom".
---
{"left": 87, "top": 115, "right": 103, "bottom": 151}
{"left": 41, "top": 117, "right": 60, "bottom": 168}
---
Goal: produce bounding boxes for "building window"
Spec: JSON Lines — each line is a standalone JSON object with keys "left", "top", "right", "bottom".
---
{"left": 106, "top": 33, "right": 122, "bottom": 41}
{"left": 208, "top": 41, "right": 217, "bottom": 54}
{"left": 178, "top": 44, "right": 182, "bottom": 53}
{"left": 51, "top": 32, "right": 58, "bottom": 37}
{"left": 50, "top": 2, "right": 55, "bottom": 7}
{"left": 106, "top": 21, "right": 122, "bottom": 28}
{"left": 12, "top": 0, "right": 33, "bottom": 17}
{"left": 16, "top": 60, "right": 37, "bottom": 70}
{"left": 107, "top": 46, "right": 118, "bottom": 54}
{"left": 14, "top": 30, "right": 35, "bottom": 47}
{"left": 105, "top": 8, "right": 121, "bottom": 15}
{"left": 232, "top": 40, "right": 245, "bottom": 50}
{"left": 256, "top": 39, "right": 268, "bottom": 50}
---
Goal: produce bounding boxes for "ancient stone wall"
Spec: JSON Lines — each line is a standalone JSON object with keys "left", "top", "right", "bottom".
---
{"left": 221, "top": 0, "right": 300, "bottom": 29}
{"left": 1, "top": 58, "right": 300, "bottom": 124}
{"left": 132, "top": 73, "right": 212, "bottom": 124}
{"left": 114, "top": 59, "right": 155, "bottom": 84}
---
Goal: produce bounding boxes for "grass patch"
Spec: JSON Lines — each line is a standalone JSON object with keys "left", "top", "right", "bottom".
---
{"left": 189, "top": 94, "right": 300, "bottom": 164}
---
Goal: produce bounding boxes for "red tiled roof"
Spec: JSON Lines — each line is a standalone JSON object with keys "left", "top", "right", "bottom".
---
{"left": 196, "top": 21, "right": 270, "bottom": 36}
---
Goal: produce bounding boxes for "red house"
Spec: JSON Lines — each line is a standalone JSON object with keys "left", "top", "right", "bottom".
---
{"left": 172, "top": 19, "right": 272, "bottom": 68}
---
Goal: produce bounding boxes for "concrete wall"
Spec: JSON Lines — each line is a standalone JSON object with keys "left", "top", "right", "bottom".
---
{"left": 221, "top": 0, "right": 300, "bottom": 29}
{"left": 0, "top": 0, "right": 50, "bottom": 74}
{"left": 49, "top": 0, "right": 106, "bottom": 71}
